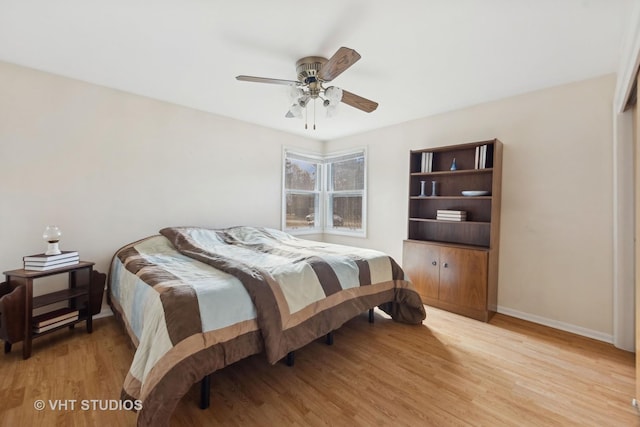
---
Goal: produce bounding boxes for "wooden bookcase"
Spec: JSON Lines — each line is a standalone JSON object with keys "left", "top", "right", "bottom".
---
{"left": 402, "top": 139, "right": 502, "bottom": 321}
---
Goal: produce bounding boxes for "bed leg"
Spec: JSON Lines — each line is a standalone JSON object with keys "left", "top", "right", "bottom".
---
{"left": 326, "top": 332, "right": 334, "bottom": 346}
{"left": 286, "top": 351, "right": 295, "bottom": 367}
{"left": 369, "top": 308, "right": 374, "bottom": 323}
{"left": 4, "top": 341, "right": 11, "bottom": 353}
{"left": 200, "top": 374, "right": 211, "bottom": 409}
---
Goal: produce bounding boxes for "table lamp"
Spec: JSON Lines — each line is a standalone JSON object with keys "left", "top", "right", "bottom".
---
{"left": 43, "top": 226, "right": 62, "bottom": 255}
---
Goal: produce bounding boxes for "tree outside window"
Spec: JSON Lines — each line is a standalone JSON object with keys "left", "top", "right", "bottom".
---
{"left": 284, "top": 156, "right": 320, "bottom": 230}
{"left": 327, "top": 154, "right": 365, "bottom": 231}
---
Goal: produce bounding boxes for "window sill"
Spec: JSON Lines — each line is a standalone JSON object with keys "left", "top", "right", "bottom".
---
{"left": 284, "top": 228, "right": 366, "bottom": 239}
{"left": 285, "top": 228, "right": 322, "bottom": 236}
{"left": 323, "top": 229, "right": 366, "bottom": 238}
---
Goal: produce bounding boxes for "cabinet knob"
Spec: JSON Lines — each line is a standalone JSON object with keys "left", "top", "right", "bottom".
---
{"left": 432, "top": 261, "right": 437, "bottom": 266}
{"left": 443, "top": 262, "right": 449, "bottom": 268}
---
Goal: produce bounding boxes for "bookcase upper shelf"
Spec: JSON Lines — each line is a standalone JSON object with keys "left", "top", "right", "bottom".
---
{"left": 406, "top": 139, "right": 501, "bottom": 247}
{"left": 411, "top": 141, "right": 495, "bottom": 173}
{"left": 410, "top": 168, "right": 493, "bottom": 177}
{"left": 409, "top": 218, "right": 491, "bottom": 225}
{"left": 410, "top": 196, "right": 492, "bottom": 200}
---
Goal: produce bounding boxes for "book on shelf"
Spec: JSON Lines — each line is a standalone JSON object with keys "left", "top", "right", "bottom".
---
{"left": 33, "top": 315, "right": 79, "bottom": 333}
{"left": 436, "top": 209, "right": 466, "bottom": 215}
{"left": 475, "top": 145, "right": 488, "bottom": 169}
{"left": 437, "top": 215, "right": 467, "bottom": 221}
{"left": 35, "top": 308, "right": 80, "bottom": 328}
{"left": 437, "top": 209, "right": 467, "bottom": 221}
{"left": 23, "top": 251, "right": 79, "bottom": 263}
{"left": 437, "top": 213, "right": 467, "bottom": 218}
{"left": 24, "top": 259, "right": 80, "bottom": 271}
{"left": 475, "top": 146, "right": 480, "bottom": 169}
{"left": 421, "top": 152, "right": 433, "bottom": 173}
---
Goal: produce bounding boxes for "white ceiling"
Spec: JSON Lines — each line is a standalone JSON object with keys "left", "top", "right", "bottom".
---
{"left": 0, "top": 0, "right": 634, "bottom": 141}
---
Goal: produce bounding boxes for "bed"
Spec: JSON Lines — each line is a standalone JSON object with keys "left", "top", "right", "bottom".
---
{"left": 108, "top": 226, "right": 426, "bottom": 426}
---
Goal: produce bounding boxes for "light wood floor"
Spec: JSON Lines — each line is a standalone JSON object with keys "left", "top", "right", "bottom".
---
{"left": 0, "top": 307, "right": 637, "bottom": 426}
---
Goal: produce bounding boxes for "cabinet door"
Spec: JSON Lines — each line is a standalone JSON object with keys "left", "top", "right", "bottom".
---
{"left": 402, "top": 241, "right": 439, "bottom": 301}
{"left": 438, "top": 247, "right": 488, "bottom": 310}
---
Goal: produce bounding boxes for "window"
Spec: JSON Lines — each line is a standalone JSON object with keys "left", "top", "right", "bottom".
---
{"left": 283, "top": 151, "right": 322, "bottom": 231}
{"left": 326, "top": 152, "right": 366, "bottom": 233}
{"left": 283, "top": 148, "right": 366, "bottom": 236}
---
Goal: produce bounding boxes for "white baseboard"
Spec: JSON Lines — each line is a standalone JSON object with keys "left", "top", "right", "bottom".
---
{"left": 497, "top": 306, "right": 613, "bottom": 344}
{"left": 91, "top": 304, "right": 614, "bottom": 344}
{"left": 93, "top": 307, "right": 113, "bottom": 320}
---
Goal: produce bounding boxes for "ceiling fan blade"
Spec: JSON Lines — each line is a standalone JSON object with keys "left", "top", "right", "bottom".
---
{"left": 341, "top": 89, "right": 378, "bottom": 113}
{"left": 236, "top": 75, "right": 299, "bottom": 86}
{"left": 318, "top": 47, "right": 361, "bottom": 82}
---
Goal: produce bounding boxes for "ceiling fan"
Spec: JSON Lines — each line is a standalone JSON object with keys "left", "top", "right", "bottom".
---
{"left": 236, "top": 47, "right": 378, "bottom": 129}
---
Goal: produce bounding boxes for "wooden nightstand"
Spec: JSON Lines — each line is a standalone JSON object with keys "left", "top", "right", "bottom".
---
{"left": 3, "top": 261, "right": 94, "bottom": 359}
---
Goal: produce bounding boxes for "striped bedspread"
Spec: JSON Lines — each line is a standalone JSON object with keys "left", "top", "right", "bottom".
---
{"left": 109, "top": 226, "right": 426, "bottom": 426}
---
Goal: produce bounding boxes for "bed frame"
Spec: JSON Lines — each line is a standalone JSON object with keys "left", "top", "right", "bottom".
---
{"left": 197, "top": 308, "right": 376, "bottom": 409}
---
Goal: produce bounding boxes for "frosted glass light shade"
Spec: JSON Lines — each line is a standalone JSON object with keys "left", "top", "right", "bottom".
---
{"left": 288, "top": 103, "right": 303, "bottom": 118}
{"left": 324, "top": 86, "right": 343, "bottom": 105}
{"left": 289, "top": 84, "right": 303, "bottom": 100}
{"left": 43, "top": 225, "right": 62, "bottom": 255}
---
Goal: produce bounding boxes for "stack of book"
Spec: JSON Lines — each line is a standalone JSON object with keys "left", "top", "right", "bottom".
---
{"left": 23, "top": 251, "right": 79, "bottom": 271}
{"left": 474, "top": 144, "right": 492, "bottom": 169}
{"left": 421, "top": 152, "right": 433, "bottom": 172}
{"left": 437, "top": 210, "right": 467, "bottom": 221}
{"left": 33, "top": 308, "right": 79, "bottom": 333}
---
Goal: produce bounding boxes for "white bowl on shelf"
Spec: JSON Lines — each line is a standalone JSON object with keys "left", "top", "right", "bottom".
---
{"left": 461, "top": 190, "right": 490, "bottom": 196}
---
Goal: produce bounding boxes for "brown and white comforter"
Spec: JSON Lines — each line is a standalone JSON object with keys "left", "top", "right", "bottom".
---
{"left": 109, "top": 226, "right": 426, "bottom": 426}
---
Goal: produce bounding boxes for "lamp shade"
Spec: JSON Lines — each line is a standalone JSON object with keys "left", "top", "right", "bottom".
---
{"left": 324, "top": 86, "right": 343, "bottom": 105}
{"left": 43, "top": 226, "right": 62, "bottom": 255}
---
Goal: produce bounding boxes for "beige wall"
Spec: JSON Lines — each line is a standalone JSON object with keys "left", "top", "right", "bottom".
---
{"left": 0, "top": 60, "right": 618, "bottom": 340}
{"left": 325, "top": 75, "right": 616, "bottom": 340}
{"left": 0, "top": 61, "right": 320, "bottom": 279}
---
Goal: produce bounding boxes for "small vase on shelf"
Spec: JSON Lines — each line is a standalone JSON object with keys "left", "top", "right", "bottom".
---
{"left": 450, "top": 158, "right": 457, "bottom": 171}
{"left": 419, "top": 181, "right": 427, "bottom": 197}
{"left": 431, "top": 181, "right": 437, "bottom": 197}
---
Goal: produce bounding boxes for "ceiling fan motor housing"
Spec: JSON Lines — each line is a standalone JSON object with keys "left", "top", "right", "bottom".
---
{"left": 296, "top": 56, "right": 327, "bottom": 97}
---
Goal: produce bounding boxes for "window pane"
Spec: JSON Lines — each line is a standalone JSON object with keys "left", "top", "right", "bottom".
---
{"left": 330, "top": 195, "right": 362, "bottom": 230}
{"left": 285, "top": 158, "right": 318, "bottom": 191}
{"left": 286, "top": 193, "right": 318, "bottom": 229}
{"left": 330, "top": 157, "right": 364, "bottom": 191}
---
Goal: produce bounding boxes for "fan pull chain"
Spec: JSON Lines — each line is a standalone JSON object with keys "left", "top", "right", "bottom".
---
{"left": 304, "top": 103, "right": 308, "bottom": 129}
{"left": 313, "top": 98, "right": 316, "bottom": 130}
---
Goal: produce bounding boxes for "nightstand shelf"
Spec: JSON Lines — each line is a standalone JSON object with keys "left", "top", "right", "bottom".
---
{"left": 32, "top": 286, "right": 89, "bottom": 309}
{"left": 3, "top": 261, "right": 94, "bottom": 359}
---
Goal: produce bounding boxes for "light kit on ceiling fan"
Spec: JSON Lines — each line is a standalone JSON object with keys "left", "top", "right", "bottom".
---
{"left": 285, "top": 83, "right": 342, "bottom": 129}
{"left": 236, "top": 47, "right": 378, "bottom": 130}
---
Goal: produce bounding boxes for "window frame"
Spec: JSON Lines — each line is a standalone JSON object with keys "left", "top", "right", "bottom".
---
{"left": 282, "top": 147, "right": 367, "bottom": 237}
{"left": 281, "top": 148, "right": 323, "bottom": 234}
{"left": 324, "top": 149, "right": 367, "bottom": 237}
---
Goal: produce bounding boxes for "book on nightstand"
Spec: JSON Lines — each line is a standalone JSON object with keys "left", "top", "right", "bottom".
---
{"left": 35, "top": 308, "right": 80, "bottom": 328}
{"left": 23, "top": 251, "right": 79, "bottom": 262}
{"left": 24, "top": 259, "right": 80, "bottom": 271}
{"left": 33, "top": 316, "right": 79, "bottom": 333}
{"left": 23, "top": 251, "right": 80, "bottom": 271}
